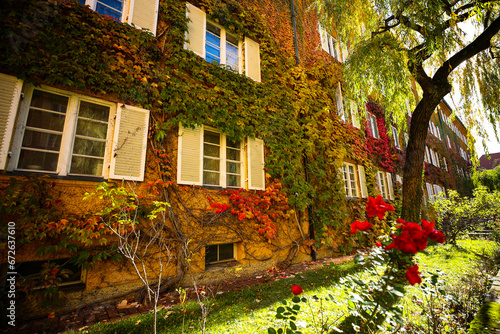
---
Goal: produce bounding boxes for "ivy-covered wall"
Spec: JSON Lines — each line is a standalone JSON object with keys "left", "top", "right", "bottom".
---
{"left": 0, "top": 0, "right": 407, "bottom": 314}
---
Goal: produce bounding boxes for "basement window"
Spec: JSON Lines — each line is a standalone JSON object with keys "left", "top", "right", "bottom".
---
{"left": 205, "top": 243, "right": 235, "bottom": 265}
{"left": 15, "top": 258, "right": 85, "bottom": 288}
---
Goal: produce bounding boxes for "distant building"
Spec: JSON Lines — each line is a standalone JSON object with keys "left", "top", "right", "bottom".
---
{"left": 479, "top": 152, "right": 500, "bottom": 170}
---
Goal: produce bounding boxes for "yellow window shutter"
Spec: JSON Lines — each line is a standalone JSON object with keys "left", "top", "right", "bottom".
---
{"left": 129, "top": 0, "right": 159, "bottom": 36}
{"left": 0, "top": 73, "right": 22, "bottom": 170}
{"left": 318, "top": 23, "right": 328, "bottom": 52}
{"left": 357, "top": 165, "right": 368, "bottom": 198}
{"left": 109, "top": 104, "right": 150, "bottom": 181}
{"left": 247, "top": 137, "right": 265, "bottom": 190}
{"left": 244, "top": 36, "right": 261, "bottom": 82}
{"left": 185, "top": 2, "right": 206, "bottom": 57}
{"left": 177, "top": 124, "right": 203, "bottom": 185}
{"left": 386, "top": 172, "right": 394, "bottom": 200}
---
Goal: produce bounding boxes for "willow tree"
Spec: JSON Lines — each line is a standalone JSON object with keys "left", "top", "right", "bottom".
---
{"left": 313, "top": 0, "right": 500, "bottom": 222}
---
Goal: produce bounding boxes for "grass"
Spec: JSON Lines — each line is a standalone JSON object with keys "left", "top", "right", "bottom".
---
{"left": 71, "top": 240, "right": 496, "bottom": 334}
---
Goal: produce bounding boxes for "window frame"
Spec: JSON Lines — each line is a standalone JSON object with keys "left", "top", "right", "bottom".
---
{"left": 8, "top": 85, "right": 116, "bottom": 178}
{"left": 342, "top": 162, "right": 360, "bottom": 198}
{"left": 202, "top": 126, "right": 244, "bottom": 189}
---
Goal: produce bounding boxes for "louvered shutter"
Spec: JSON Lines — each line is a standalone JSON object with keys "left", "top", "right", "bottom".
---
{"left": 109, "top": 105, "right": 149, "bottom": 181}
{"left": 336, "top": 83, "right": 343, "bottom": 118}
{"left": 185, "top": 2, "right": 206, "bottom": 57}
{"left": 386, "top": 172, "right": 394, "bottom": 200}
{"left": 0, "top": 74, "right": 22, "bottom": 170}
{"left": 247, "top": 137, "right": 265, "bottom": 190}
{"left": 177, "top": 124, "right": 203, "bottom": 185}
{"left": 318, "top": 23, "right": 328, "bottom": 52}
{"left": 358, "top": 165, "right": 368, "bottom": 198}
{"left": 245, "top": 37, "right": 261, "bottom": 82}
{"left": 129, "top": 0, "right": 159, "bottom": 36}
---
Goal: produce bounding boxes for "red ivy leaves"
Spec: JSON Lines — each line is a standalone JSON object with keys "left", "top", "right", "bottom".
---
{"left": 208, "top": 181, "right": 290, "bottom": 240}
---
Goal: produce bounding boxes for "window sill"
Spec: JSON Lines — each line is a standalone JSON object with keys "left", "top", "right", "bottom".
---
{"left": 4, "top": 171, "right": 107, "bottom": 183}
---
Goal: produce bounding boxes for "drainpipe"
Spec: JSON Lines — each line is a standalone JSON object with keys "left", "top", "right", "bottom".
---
{"left": 290, "top": 0, "right": 316, "bottom": 261}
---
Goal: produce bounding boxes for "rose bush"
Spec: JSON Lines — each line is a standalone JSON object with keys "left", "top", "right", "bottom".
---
{"left": 268, "top": 195, "right": 445, "bottom": 333}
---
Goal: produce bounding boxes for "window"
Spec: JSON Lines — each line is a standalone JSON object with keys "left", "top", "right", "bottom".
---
{"left": 206, "top": 22, "right": 240, "bottom": 71}
{"left": 424, "top": 146, "right": 430, "bottom": 163}
{"left": 205, "top": 243, "right": 235, "bottom": 265}
{"left": 377, "top": 171, "right": 387, "bottom": 199}
{"left": 15, "top": 258, "right": 85, "bottom": 288}
{"left": 177, "top": 124, "right": 265, "bottom": 190}
{"left": 342, "top": 162, "right": 359, "bottom": 198}
{"left": 5, "top": 83, "right": 150, "bottom": 181}
{"left": 79, "top": 0, "right": 124, "bottom": 20}
{"left": 367, "top": 113, "right": 379, "bottom": 138}
{"left": 391, "top": 126, "right": 400, "bottom": 149}
{"left": 318, "top": 24, "right": 342, "bottom": 61}
{"left": 203, "top": 129, "right": 242, "bottom": 188}
{"left": 377, "top": 170, "right": 394, "bottom": 200}
{"left": 77, "top": 0, "right": 158, "bottom": 35}
{"left": 425, "top": 182, "right": 434, "bottom": 203}
{"left": 185, "top": 3, "right": 261, "bottom": 82}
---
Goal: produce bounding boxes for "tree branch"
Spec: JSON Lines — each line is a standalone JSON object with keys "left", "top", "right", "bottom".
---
{"left": 434, "top": 15, "right": 500, "bottom": 80}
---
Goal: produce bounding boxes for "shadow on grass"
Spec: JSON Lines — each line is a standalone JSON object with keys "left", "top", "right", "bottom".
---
{"left": 70, "top": 260, "right": 364, "bottom": 334}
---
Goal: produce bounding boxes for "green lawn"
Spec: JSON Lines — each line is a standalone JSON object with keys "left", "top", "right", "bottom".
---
{"left": 72, "top": 240, "right": 496, "bottom": 334}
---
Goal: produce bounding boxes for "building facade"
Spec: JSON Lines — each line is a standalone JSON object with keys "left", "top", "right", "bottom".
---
{"left": 0, "top": 0, "right": 471, "bottom": 315}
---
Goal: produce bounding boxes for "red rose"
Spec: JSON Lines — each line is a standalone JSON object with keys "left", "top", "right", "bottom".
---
{"left": 429, "top": 229, "right": 445, "bottom": 243}
{"left": 50, "top": 268, "right": 59, "bottom": 276}
{"left": 350, "top": 221, "right": 373, "bottom": 234}
{"left": 291, "top": 284, "right": 303, "bottom": 295}
{"left": 366, "top": 195, "right": 395, "bottom": 219}
{"left": 421, "top": 219, "right": 446, "bottom": 243}
{"left": 385, "top": 230, "right": 418, "bottom": 254}
{"left": 406, "top": 265, "right": 422, "bottom": 285}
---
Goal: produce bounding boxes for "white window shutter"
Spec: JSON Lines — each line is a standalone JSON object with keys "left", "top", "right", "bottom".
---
{"left": 247, "top": 137, "right": 265, "bottom": 190}
{"left": 177, "top": 124, "right": 203, "bottom": 185}
{"left": 357, "top": 165, "right": 368, "bottom": 198}
{"left": 336, "top": 83, "right": 343, "bottom": 118}
{"left": 0, "top": 74, "right": 22, "bottom": 170}
{"left": 185, "top": 2, "right": 206, "bottom": 57}
{"left": 318, "top": 23, "right": 328, "bottom": 52}
{"left": 128, "top": 0, "right": 159, "bottom": 36}
{"left": 109, "top": 104, "right": 149, "bottom": 181}
{"left": 386, "top": 172, "right": 394, "bottom": 200}
{"left": 244, "top": 37, "right": 261, "bottom": 82}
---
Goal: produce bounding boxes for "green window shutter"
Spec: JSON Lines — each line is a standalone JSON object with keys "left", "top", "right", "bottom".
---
{"left": 244, "top": 37, "right": 261, "bottom": 82}
{"left": 177, "top": 124, "right": 203, "bottom": 185}
{"left": 185, "top": 2, "right": 206, "bottom": 57}
{"left": 386, "top": 172, "right": 394, "bottom": 200}
{"left": 129, "top": 0, "right": 159, "bottom": 36}
{"left": 109, "top": 105, "right": 149, "bottom": 181}
{"left": 357, "top": 165, "right": 368, "bottom": 198}
{"left": 0, "top": 73, "right": 22, "bottom": 170}
{"left": 318, "top": 23, "right": 328, "bottom": 52}
{"left": 247, "top": 137, "right": 265, "bottom": 190}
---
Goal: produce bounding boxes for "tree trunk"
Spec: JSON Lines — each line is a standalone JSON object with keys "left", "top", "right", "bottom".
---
{"left": 401, "top": 84, "right": 450, "bottom": 222}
